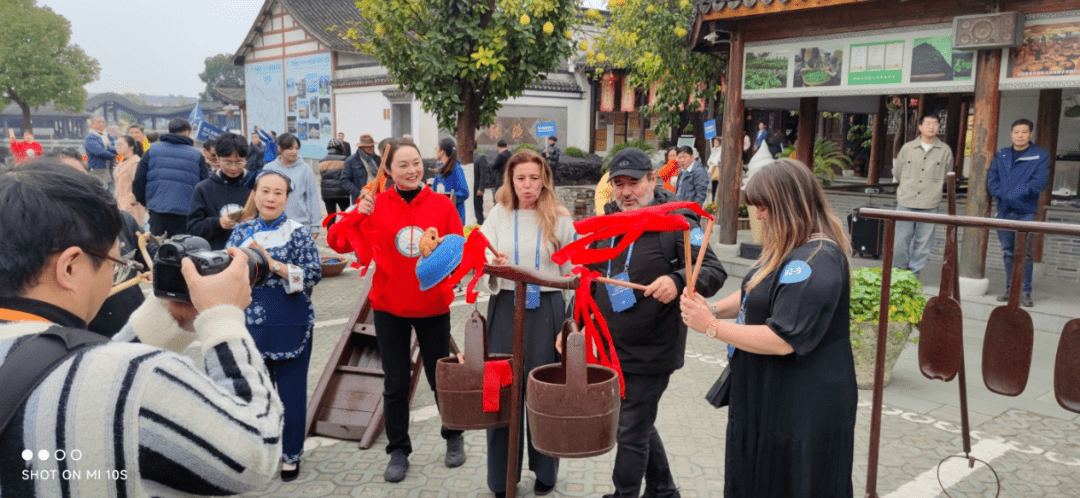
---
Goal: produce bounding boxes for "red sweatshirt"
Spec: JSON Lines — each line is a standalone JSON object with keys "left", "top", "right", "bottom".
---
{"left": 362, "top": 186, "right": 463, "bottom": 317}
{"left": 10, "top": 139, "right": 43, "bottom": 164}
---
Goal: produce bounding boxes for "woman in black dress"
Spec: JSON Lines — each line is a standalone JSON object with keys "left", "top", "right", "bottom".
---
{"left": 680, "top": 158, "right": 857, "bottom": 498}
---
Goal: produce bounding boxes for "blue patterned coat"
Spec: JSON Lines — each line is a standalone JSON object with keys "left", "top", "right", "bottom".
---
{"left": 227, "top": 215, "right": 321, "bottom": 359}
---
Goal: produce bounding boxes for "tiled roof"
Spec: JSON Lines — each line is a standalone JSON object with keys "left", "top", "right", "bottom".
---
{"left": 330, "top": 74, "right": 395, "bottom": 88}
{"left": 211, "top": 86, "right": 247, "bottom": 106}
{"left": 279, "top": 0, "right": 364, "bottom": 53}
{"left": 692, "top": 0, "right": 793, "bottom": 15}
{"left": 83, "top": 93, "right": 225, "bottom": 117}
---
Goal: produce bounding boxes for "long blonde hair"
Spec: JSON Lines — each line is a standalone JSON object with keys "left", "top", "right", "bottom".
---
{"left": 494, "top": 149, "right": 570, "bottom": 252}
{"left": 743, "top": 158, "right": 850, "bottom": 292}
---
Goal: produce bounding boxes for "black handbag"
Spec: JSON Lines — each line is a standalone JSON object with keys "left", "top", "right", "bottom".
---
{"left": 704, "top": 364, "right": 732, "bottom": 408}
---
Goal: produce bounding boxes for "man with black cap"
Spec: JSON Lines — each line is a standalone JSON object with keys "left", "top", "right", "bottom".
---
{"left": 343, "top": 133, "right": 380, "bottom": 203}
{"left": 587, "top": 147, "right": 727, "bottom": 498}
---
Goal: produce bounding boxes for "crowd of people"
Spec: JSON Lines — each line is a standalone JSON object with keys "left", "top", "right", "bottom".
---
{"left": 3, "top": 109, "right": 900, "bottom": 498}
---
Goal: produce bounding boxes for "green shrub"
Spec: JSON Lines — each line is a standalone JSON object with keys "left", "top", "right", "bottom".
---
{"left": 514, "top": 143, "right": 537, "bottom": 152}
{"left": 850, "top": 267, "right": 925, "bottom": 329}
{"left": 602, "top": 139, "right": 656, "bottom": 172}
{"left": 738, "top": 204, "right": 749, "bottom": 218}
{"left": 779, "top": 138, "right": 851, "bottom": 186}
{"left": 565, "top": 146, "right": 587, "bottom": 158}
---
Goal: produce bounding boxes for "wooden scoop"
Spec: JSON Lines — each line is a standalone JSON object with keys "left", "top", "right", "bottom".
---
{"left": 982, "top": 231, "right": 1034, "bottom": 396}
{"left": 918, "top": 173, "right": 963, "bottom": 382}
{"left": 1054, "top": 318, "right": 1080, "bottom": 413}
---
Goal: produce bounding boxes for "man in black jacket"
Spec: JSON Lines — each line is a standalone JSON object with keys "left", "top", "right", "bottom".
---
{"left": 187, "top": 133, "right": 251, "bottom": 250}
{"left": 246, "top": 132, "right": 265, "bottom": 172}
{"left": 473, "top": 153, "right": 489, "bottom": 224}
{"left": 342, "top": 134, "right": 380, "bottom": 203}
{"left": 491, "top": 140, "right": 511, "bottom": 189}
{"left": 590, "top": 147, "right": 727, "bottom": 498}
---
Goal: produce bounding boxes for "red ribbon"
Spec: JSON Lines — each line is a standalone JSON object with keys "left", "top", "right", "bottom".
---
{"left": 483, "top": 359, "right": 513, "bottom": 412}
{"left": 571, "top": 266, "right": 625, "bottom": 397}
{"left": 553, "top": 201, "right": 712, "bottom": 266}
{"left": 446, "top": 229, "right": 494, "bottom": 303}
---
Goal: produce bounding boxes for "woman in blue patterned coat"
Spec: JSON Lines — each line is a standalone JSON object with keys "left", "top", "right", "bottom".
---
{"left": 228, "top": 170, "right": 322, "bottom": 481}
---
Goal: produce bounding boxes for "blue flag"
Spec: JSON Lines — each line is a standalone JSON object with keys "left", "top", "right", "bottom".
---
{"left": 188, "top": 103, "right": 205, "bottom": 128}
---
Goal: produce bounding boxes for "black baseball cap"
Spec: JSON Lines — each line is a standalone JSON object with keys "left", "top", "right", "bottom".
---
{"left": 497, "top": 140, "right": 507, "bottom": 147}
{"left": 608, "top": 147, "right": 652, "bottom": 179}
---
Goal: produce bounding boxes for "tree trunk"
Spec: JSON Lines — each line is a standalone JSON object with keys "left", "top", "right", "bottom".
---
{"left": 456, "top": 83, "right": 479, "bottom": 165}
{"left": 6, "top": 89, "right": 34, "bottom": 133}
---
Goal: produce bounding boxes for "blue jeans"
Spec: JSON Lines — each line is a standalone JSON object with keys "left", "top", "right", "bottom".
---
{"left": 893, "top": 206, "right": 938, "bottom": 274}
{"left": 996, "top": 211, "right": 1035, "bottom": 294}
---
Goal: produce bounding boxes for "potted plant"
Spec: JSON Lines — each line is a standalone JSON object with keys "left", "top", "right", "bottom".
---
{"left": 780, "top": 138, "right": 852, "bottom": 186}
{"left": 848, "top": 267, "right": 925, "bottom": 389}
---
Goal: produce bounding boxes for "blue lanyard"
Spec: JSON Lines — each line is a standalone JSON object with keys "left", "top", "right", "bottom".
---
{"left": 607, "top": 237, "right": 635, "bottom": 277}
{"left": 729, "top": 291, "right": 749, "bottom": 358}
{"left": 514, "top": 210, "right": 541, "bottom": 269}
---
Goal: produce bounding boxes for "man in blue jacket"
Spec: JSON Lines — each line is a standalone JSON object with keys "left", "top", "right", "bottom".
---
{"left": 84, "top": 116, "right": 116, "bottom": 189}
{"left": 674, "top": 145, "right": 709, "bottom": 206}
{"left": 987, "top": 118, "right": 1050, "bottom": 307}
{"left": 132, "top": 118, "right": 210, "bottom": 238}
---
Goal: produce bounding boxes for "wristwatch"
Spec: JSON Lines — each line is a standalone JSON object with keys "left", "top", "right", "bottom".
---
{"left": 273, "top": 261, "right": 283, "bottom": 273}
{"left": 705, "top": 319, "right": 719, "bottom": 338}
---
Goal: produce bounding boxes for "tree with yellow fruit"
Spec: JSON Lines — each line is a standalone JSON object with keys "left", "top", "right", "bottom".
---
{"left": 339, "top": 0, "right": 577, "bottom": 163}
{"left": 592, "top": 0, "right": 724, "bottom": 155}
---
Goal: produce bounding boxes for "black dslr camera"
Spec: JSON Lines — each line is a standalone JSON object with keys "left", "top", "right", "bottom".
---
{"left": 153, "top": 235, "right": 271, "bottom": 303}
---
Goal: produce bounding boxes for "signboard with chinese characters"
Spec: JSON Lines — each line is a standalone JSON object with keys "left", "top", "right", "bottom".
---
{"left": 621, "top": 78, "right": 636, "bottom": 112}
{"left": 704, "top": 120, "right": 717, "bottom": 139}
{"left": 742, "top": 23, "right": 978, "bottom": 99}
{"left": 1000, "top": 13, "right": 1080, "bottom": 90}
{"left": 600, "top": 73, "right": 618, "bottom": 112}
{"left": 535, "top": 122, "right": 557, "bottom": 137}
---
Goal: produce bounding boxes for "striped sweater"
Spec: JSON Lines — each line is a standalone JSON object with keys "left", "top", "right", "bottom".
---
{"left": 0, "top": 297, "right": 284, "bottom": 497}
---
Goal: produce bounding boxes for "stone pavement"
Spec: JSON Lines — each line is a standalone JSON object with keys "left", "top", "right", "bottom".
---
{"left": 227, "top": 240, "right": 1080, "bottom": 498}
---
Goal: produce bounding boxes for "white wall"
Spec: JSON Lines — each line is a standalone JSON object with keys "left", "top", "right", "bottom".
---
{"left": 333, "top": 87, "right": 394, "bottom": 144}
{"left": 999, "top": 89, "right": 1080, "bottom": 155}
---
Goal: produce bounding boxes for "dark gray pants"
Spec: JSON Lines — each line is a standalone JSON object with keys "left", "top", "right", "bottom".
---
{"left": 612, "top": 372, "right": 679, "bottom": 498}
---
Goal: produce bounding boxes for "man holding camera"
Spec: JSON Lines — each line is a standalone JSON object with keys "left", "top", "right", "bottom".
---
{"left": 0, "top": 162, "right": 283, "bottom": 496}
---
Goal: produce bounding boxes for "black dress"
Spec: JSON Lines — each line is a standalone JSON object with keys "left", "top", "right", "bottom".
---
{"left": 725, "top": 240, "right": 857, "bottom": 498}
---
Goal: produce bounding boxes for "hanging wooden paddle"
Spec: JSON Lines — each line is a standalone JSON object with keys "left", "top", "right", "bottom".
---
{"left": 981, "top": 231, "right": 1034, "bottom": 396}
{"left": 1054, "top": 318, "right": 1080, "bottom": 414}
{"left": 918, "top": 173, "right": 963, "bottom": 382}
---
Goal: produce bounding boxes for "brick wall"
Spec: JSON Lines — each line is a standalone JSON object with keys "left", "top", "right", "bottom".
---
{"left": 824, "top": 190, "right": 1080, "bottom": 282}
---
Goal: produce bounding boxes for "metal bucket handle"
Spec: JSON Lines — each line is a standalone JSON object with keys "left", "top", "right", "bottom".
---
{"left": 463, "top": 310, "right": 493, "bottom": 373}
{"left": 560, "top": 320, "right": 588, "bottom": 398}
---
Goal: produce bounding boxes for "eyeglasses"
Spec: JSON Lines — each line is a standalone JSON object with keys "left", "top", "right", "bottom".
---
{"left": 85, "top": 249, "right": 145, "bottom": 285}
{"left": 219, "top": 159, "right": 246, "bottom": 169}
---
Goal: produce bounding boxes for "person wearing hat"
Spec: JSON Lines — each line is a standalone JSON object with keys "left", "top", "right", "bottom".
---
{"left": 580, "top": 147, "right": 727, "bottom": 498}
{"left": 320, "top": 139, "right": 351, "bottom": 228}
{"left": 343, "top": 133, "right": 380, "bottom": 203}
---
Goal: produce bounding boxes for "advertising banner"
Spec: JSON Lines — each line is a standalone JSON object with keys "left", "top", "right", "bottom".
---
{"left": 284, "top": 53, "right": 333, "bottom": 159}
{"left": 1000, "top": 13, "right": 1080, "bottom": 90}
{"left": 244, "top": 60, "right": 285, "bottom": 135}
{"left": 742, "top": 23, "right": 978, "bottom": 98}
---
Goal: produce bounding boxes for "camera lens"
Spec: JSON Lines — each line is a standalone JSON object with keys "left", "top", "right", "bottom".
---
{"left": 240, "top": 247, "right": 271, "bottom": 288}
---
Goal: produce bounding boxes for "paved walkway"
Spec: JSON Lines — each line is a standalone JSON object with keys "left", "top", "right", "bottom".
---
{"left": 223, "top": 237, "right": 1080, "bottom": 498}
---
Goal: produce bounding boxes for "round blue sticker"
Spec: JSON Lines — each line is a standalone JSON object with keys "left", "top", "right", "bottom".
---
{"left": 779, "top": 260, "right": 812, "bottom": 284}
{"left": 690, "top": 227, "right": 705, "bottom": 246}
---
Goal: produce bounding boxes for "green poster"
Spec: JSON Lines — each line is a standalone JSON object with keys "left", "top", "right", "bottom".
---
{"left": 911, "top": 35, "right": 971, "bottom": 82}
{"left": 848, "top": 40, "right": 904, "bottom": 85}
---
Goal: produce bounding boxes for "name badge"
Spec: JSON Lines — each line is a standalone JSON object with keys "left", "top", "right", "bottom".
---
{"left": 606, "top": 272, "right": 637, "bottom": 312}
{"left": 524, "top": 283, "right": 541, "bottom": 310}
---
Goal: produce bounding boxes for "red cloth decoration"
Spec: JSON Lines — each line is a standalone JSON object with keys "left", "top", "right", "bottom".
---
{"left": 446, "top": 229, "right": 494, "bottom": 303}
{"left": 483, "top": 359, "right": 513, "bottom": 412}
{"left": 552, "top": 201, "right": 712, "bottom": 266}
{"left": 571, "top": 266, "right": 626, "bottom": 397}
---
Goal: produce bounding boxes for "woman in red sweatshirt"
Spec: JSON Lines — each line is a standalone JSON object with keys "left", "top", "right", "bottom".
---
{"left": 354, "top": 138, "right": 466, "bottom": 483}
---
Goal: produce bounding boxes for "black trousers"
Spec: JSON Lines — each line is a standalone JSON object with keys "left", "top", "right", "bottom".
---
{"left": 323, "top": 198, "right": 350, "bottom": 228}
{"left": 474, "top": 193, "right": 485, "bottom": 225}
{"left": 612, "top": 372, "right": 679, "bottom": 498}
{"left": 372, "top": 311, "right": 463, "bottom": 455}
{"left": 149, "top": 211, "right": 188, "bottom": 238}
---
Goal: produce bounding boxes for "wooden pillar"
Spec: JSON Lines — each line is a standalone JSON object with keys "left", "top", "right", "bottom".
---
{"left": 718, "top": 25, "right": 745, "bottom": 245}
{"left": 795, "top": 97, "right": 817, "bottom": 170}
{"left": 955, "top": 99, "right": 969, "bottom": 176}
{"left": 1032, "top": 89, "right": 1061, "bottom": 263}
{"left": 868, "top": 96, "right": 887, "bottom": 185}
{"left": 916, "top": 93, "right": 928, "bottom": 121}
{"left": 944, "top": 94, "right": 962, "bottom": 162}
{"left": 959, "top": 50, "right": 1001, "bottom": 280}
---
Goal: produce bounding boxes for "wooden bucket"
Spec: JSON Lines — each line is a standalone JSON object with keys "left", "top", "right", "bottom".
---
{"left": 527, "top": 321, "right": 619, "bottom": 458}
{"left": 435, "top": 312, "right": 513, "bottom": 430}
